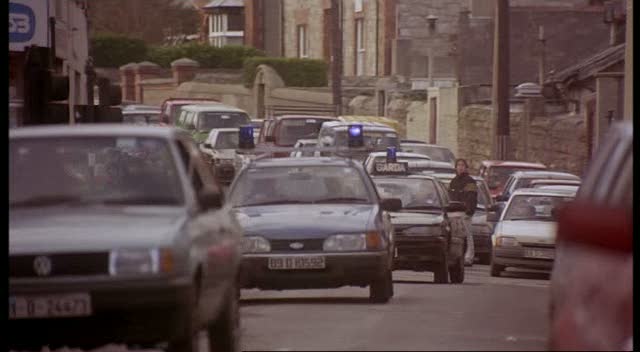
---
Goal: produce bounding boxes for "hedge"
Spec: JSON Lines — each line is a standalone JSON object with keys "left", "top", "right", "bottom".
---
{"left": 90, "top": 33, "right": 148, "bottom": 68}
{"left": 147, "top": 43, "right": 264, "bottom": 69}
{"left": 243, "top": 57, "right": 328, "bottom": 87}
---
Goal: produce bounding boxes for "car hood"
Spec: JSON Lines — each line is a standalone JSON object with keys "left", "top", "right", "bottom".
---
{"left": 10, "top": 206, "right": 188, "bottom": 254}
{"left": 496, "top": 220, "right": 557, "bottom": 244}
{"left": 232, "top": 204, "right": 377, "bottom": 239}
{"left": 389, "top": 211, "right": 444, "bottom": 226}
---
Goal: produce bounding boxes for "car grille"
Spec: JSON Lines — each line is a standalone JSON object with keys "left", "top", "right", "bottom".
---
{"left": 10, "top": 252, "right": 110, "bottom": 278}
{"left": 269, "top": 239, "right": 325, "bottom": 252}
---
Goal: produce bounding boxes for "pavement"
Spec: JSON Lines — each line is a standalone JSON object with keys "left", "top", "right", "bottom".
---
{"left": 13, "top": 265, "right": 551, "bottom": 352}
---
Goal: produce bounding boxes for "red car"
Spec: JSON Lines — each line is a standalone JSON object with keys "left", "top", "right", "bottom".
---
{"left": 549, "top": 121, "right": 632, "bottom": 350}
{"left": 478, "top": 160, "right": 547, "bottom": 199}
{"left": 160, "top": 98, "right": 221, "bottom": 124}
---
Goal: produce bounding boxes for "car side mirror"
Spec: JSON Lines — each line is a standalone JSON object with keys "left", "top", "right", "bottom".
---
{"left": 198, "top": 186, "right": 223, "bottom": 211}
{"left": 265, "top": 135, "right": 275, "bottom": 143}
{"left": 381, "top": 198, "right": 402, "bottom": 212}
{"left": 446, "top": 201, "right": 467, "bottom": 213}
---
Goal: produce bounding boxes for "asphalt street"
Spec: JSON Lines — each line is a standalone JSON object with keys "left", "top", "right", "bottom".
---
{"left": 16, "top": 265, "right": 550, "bottom": 352}
{"left": 239, "top": 264, "right": 551, "bottom": 351}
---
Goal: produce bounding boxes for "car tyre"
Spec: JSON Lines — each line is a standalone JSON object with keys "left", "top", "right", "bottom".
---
{"left": 434, "top": 253, "right": 449, "bottom": 284}
{"left": 209, "top": 284, "right": 241, "bottom": 352}
{"left": 490, "top": 260, "right": 505, "bottom": 277}
{"left": 370, "top": 269, "right": 393, "bottom": 303}
{"left": 449, "top": 253, "right": 465, "bottom": 284}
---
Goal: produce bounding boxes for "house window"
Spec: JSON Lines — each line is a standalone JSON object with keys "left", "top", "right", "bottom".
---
{"left": 355, "top": 19, "right": 365, "bottom": 76}
{"left": 297, "top": 25, "right": 308, "bottom": 58}
{"left": 210, "top": 13, "right": 228, "bottom": 47}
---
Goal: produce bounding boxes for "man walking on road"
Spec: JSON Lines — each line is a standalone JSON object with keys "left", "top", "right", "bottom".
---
{"left": 449, "top": 158, "right": 477, "bottom": 266}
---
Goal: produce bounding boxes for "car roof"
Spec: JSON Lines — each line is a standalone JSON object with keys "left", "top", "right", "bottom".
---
{"left": 10, "top": 124, "right": 188, "bottom": 139}
{"left": 250, "top": 157, "right": 360, "bottom": 168}
{"left": 321, "top": 121, "right": 397, "bottom": 132}
{"left": 536, "top": 185, "right": 580, "bottom": 191}
{"left": 368, "top": 151, "right": 431, "bottom": 159}
{"left": 180, "top": 104, "right": 247, "bottom": 113}
{"left": 510, "top": 170, "right": 580, "bottom": 179}
{"left": 405, "top": 160, "right": 456, "bottom": 168}
{"left": 530, "top": 179, "right": 581, "bottom": 185}
{"left": 274, "top": 115, "right": 338, "bottom": 121}
{"left": 481, "top": 160, "right": 547, "bottom": 168}
{"left": 511, "top": 188, "right": 577, "bottom": 197}
{"left": 164, "top": 98, "right": 220, "bottom": 105}
{"left": 122, "top": 109, "right": 161, "bottom": 115}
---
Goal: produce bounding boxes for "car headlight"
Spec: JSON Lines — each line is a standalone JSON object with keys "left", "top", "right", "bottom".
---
{"left": 109, "top": 248, "right": 174, "bottom": 276}
{"left": 242, "top": 236, "right": 271, "bottom": 253}
{"left": 404, "top": 225, "right": 442, "bottom": 236}
{"left": 495, "top": 236, "right": 520, "bottom": 247}
{"left": 323, "top": 232, "right": 383, "bottom": 251}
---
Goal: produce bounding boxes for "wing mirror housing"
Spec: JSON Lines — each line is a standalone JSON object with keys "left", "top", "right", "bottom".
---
{"left": 381, "top": 198, "right": 402, "bottom": 212}
{"left": 198, "top": 185, "right": 223, "bottom": 211}
{"left": 446, "top": 201, "right": 467, "bottom": 213}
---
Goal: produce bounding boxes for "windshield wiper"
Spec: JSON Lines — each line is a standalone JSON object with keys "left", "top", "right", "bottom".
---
{"left": 313, "top": 197, "right": 370, "bottom": 204}
{"left": 10, "top": 195, "right": 93, "bottom": 208}
{"left": 242, "top": 200, "right": 312, "bottom": 206}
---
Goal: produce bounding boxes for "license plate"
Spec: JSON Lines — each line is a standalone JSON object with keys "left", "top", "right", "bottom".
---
{"left": 268, "top": 256, "right": 326, "bottom": 270}
{"left": 524, "top": 248, "right": 555, "bottom": 260}
{"left": 9, "top": 293, "right": 92, "bottom": 319}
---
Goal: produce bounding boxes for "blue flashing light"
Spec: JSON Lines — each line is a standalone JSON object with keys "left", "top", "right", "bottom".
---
{"left": 347, "top": 124, "right": 364, "bottom": 147}
{"left": 386, "top": 146, "right": 397, "bottom": 162}
{"left": 239, "top": 125, "right": 255, "bottom": 149}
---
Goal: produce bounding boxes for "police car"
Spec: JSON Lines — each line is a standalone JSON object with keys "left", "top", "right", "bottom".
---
{"left": 369, "top": 156, "right": 468, "bottom": 283}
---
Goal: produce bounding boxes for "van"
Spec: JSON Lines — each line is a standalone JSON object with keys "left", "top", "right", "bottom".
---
{"left": 317, "top": 121, "right": 400, "bottom": 161}
{"left": 176, "top": 104, "right": 251, "bottom": 144}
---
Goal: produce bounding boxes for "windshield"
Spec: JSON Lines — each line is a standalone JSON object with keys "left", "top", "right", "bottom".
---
{"left": 214, "top": 131, "right": 239, "bottom": 149}
{"left": 503, "top": 195, "right": 575, "bottom": 221}
{"left": 334, "top": 130, "right": 399, "bottom": 149}
{"left": 401, "top": 145, "right": 455, "bottom": 163}
{"left": 229, "top": 166, "right": 373, "bottom": 207}
{"left": 488, "top": 167, "right": 544, "bottom": 188}
{"left": 373, "top": 178, "right": 442, "bottom": 210}
{"left": 10, "top": 137, "right": 184, "bottom": 207}
{"left": 123, "top": 113, "right": 161, "bottom": 125}
{"left": 275, "top": 118, "right": 330, "bottom": 146}
{"left": 198, "top": 112, "right": 251, "bottom": 131}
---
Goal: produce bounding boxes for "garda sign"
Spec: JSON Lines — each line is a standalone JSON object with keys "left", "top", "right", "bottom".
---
{"left": 374, "top": 162, "right": 409, "bottom": 175}
{"left": 9, "top": 0, "right": 50, "bottom": 52}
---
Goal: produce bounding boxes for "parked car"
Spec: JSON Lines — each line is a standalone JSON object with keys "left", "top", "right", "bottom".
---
{"left": 399, "top": 141, "right": 456, "bottom": 165}
{"left": 363, "top": 151, "right": 431, "bottom": 174}
{"left": 160, "top": 98, "right": 221, "bottom": 124}
{"left": 201, "top": 128, "right": 240, "bottom": 185}
{"left": 371, "top": 174, "right": 467, "bottom": 283}
{"left": 549, "top": 121, "right": 632, "bottom": 351}
{"left": 478, "top": 161, "right": 548, "bottom": 199}
{"left": 489, "top": 188, "right": 576, "bottom": 277}
{"left": 496, "top": 171, "right": 581, "bottom": 203}
{"left": 176, "top": 104, "right": 252, "bottom": 144}
{"left": 9, "top": 125, "right": 242, "bottom": 351}
{"left": 431, "top": 173, "right": 497, "bottom": 264}
{"left": 228, "top": 157, "right": 398, "bottom": 303}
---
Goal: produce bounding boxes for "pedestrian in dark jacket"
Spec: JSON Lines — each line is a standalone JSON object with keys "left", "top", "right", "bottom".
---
{"left": 449, "top": 158, "right": 477, "bottom": 266}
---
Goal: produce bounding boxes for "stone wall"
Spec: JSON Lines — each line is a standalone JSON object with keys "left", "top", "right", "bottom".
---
{"left": 282, "top": 0, "right": 327, "bottom": 59}
{"left": 342, "top": 0, "right": 386, "bottom": 76}
{"left": 457, "top": 104, "right": 588, "bottom": 175}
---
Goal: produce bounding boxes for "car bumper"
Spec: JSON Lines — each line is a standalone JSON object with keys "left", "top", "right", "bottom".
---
{"left": 493, "top": 247, "right": 554, "bottom": 271}
{"left": 8, "top": 276, "right": 193, "bottom": 349}
{"left": 393, "top": 236, "right": 447, "bottom": 271}
{"left": 239, "top": 251, "right": 388, "bottom": 290}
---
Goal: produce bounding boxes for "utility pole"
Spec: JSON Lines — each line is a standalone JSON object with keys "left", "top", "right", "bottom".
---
{"left": 331, "top": 0, "right": 343, "bottom": 116}
{"left": 491, "top": 0, "right": 510, "bottom": 160}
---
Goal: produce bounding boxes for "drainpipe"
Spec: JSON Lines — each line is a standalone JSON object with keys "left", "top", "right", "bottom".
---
{"left": 375, "top": 0, "right": 379, "bottom": 76}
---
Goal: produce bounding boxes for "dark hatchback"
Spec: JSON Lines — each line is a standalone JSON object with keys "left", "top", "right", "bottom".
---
{"left": 227, "top": 157, "right": 400, "bottom": 303}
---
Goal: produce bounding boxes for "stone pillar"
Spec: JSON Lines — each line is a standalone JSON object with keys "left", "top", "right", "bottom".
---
{"left": 595, "top": 72, "right": 624, "bottom": 149}
{"left": 119, "top": 63, "right": 137, "bottom": 103}
{"left": 171, "top": 58, "right": 200, "bottom": 86}
{"left": 134, "top": 61, "right": 161, "bottom": 103}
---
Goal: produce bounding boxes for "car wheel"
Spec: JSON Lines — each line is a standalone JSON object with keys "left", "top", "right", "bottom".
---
{"left": 490, "top": 260, "right": 505, "bottom": 277}
{"left": 434, "top": 253, "right": 449, "bottom": 284}
{"left": 369, "top": 269, "right": 393, "bottom": 303}
{"left": 449, "top": 253, "right": 465, "bottom": 284}
{"left": 208, "top": 284, "right": 241, "bottom": 352}
{"left": 478, "top": 253, "right": 491, "bottom": 265}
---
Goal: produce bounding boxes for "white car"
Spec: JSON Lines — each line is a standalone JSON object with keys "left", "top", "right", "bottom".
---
{"left": 200, "top": 128, "right": 239, "bottom": 184}
{"left": 364, "top": 151, "right": 431, "bottom": 174}
{"left": 489, "top": 188, "right": 576, "bottom": 277}
{"left": 290, "top": 139, "right": 319, "bottom": 157}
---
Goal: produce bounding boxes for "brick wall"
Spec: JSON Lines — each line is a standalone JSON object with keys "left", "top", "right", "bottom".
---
{"left": 457, "top": 104, "right": 589, "bottom": 175}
